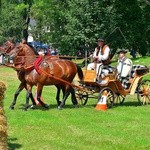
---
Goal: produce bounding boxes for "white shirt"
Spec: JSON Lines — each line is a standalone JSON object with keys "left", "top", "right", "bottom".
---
{"left": 117, "top": 57, "right": 133, "bottom": 77}
{"left": 93, "top": 46, "right": 110, "bottom": 61}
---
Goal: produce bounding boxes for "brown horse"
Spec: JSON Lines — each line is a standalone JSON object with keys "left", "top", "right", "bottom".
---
{"left": 0, "top": 41, "right": 76, "bottom": 110}
{"left": 0, "top": 41, "right": 37, "bottom": 109}
{"left": 4, "top": 42, "right": 83, "bottom": 110}
{"left": 0, "top": 41, "right": 70, "bottom": 110}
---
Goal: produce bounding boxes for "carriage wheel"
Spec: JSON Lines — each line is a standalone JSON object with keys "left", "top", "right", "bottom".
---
{"left": 76, "top": 90, "right": 88, "bottom": 105}
{"left": 98, "top": 87, "right": 115, "bottom": 108}
{"left": 137, "top": 79, "right": 150, "bottom": 105}
{"left": 115, "top": 94, "right": 125, "bottom": 104}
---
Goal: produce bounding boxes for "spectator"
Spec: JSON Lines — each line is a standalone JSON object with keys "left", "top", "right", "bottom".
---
{"left": 130, "top": 49, "right": 136, "bottom": 58}
{"left": 51, "top": 48, "right": 57, "bottom": 55}
{"left": 46, "top": 47, "right": 51, "bottom": 56}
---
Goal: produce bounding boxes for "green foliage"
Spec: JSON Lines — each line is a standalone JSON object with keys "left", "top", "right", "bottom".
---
{"left": 0, "top": 0, "right": 149, "bottom": 55}
{"left": 0, "top": 1, "right": 23, "bottom": 42}
{"left": 112, "top": 0, "right": 149, "bottom": 56}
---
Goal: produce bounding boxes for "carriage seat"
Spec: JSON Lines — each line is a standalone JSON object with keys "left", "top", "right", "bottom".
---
{"left": 121, "top": 65, "right": 148, "bottom": 89}
{"left": 82, "top": 65, "right": 115, "bottom": 83}
{"left": 100, "top": 65, "right": 115, "bottom": 78}
{"left": 130, "top": 65, "right": 149, "bottom": 78}
{"left": 97, "top": 65, "right": 116, "bottom": 85}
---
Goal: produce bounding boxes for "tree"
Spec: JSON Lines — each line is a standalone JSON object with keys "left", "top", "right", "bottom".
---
{"left": 138, "top": 0, "right": 150, "bottom": 55}
{"left": 47, "top": 0, "right": 115, "bottom": 55}
{"left": 30, "top": 0, "right": 52, "bottom": 43}
{"left": 0, "top": 0, "right": 149, "bottom": 56}
{"left": 17, "top": 0, "right": 34, "bottom": 41}
{"left": 0, "top": 0, "right": 23, "bottom": 42}
{"left": 112, "top": 0, "right": 149, "bottom": 56}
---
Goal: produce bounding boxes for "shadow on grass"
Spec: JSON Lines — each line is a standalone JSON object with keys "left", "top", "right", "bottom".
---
{"left": 16, "top": 101, "right": 142, "bottom": 111}
{"left": 111, "top": 101, "right": 141, "bottom": 109}
{"left": 17, "top": 103, "right": 83, "bottom": 111}
{"left": 120, "top": 101, "right": 141, "bottom": 107}
{"left": 85, "top": 101, "right": 141, "bottom": 109}
{"left": 8, "top": 137, "right": 22, "bottom": 150}
{"left": 46, "top": 103, "right": 84, "bottom": 110}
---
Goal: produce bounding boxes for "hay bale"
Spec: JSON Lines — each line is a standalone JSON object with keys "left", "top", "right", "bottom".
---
{"left": 0, "top": 81, "right": 7, "bottom": 150}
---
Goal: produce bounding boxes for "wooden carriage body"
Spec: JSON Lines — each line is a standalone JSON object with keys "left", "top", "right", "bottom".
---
{"left": 75, "top": 66, "right": 150, "bottom": 106}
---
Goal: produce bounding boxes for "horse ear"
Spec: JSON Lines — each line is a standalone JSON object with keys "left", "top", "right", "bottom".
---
{"left": 21, "top": 39, "right": 27, "bottom": 44}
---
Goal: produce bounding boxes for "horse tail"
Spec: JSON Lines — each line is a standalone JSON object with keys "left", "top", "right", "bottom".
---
{"left": 76, "top": 65, "right": 83, "bottom": 81}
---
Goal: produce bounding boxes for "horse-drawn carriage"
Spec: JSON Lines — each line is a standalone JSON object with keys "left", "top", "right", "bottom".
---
{"left": 0, "top": 41, "right": 150, "bottom": 110}
{"left": 75, "top": 64, "right": 150, "bottom": 107}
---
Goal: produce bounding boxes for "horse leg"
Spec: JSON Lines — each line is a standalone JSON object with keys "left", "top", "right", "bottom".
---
{"left": 36, "top": 84, "right": 49, "bottom": 109}
{"left": 58, "top": 85, "right": 70, "bottom": 110}
{"left": 24, "top": 84, "right": 34, "bottom": 111}
{"left": 29, "top": 92, "right": 36, "bottom": 109}
{"left": 24, "top": 90, "right": 31, "bottom": 111}
{"left": 55, "top": 85, "right": 62, "bottom": 106}
{"left": 58, "top": 86, "right": 78, "bottom": 109}
{"left": 58, "top": 91, "right": 70, "bottom": 110}
{"left": 61, "top": 85, "right": 66, "bottom": 99}
{"left": 9, "top": 82, "right": 25, "bottom": 110}
{"left": 70, "top": 86, "right": 78, "bottom": 108}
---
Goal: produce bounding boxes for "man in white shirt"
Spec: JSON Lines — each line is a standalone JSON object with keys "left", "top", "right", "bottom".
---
{"left": 117, "top": 49, "right": 133, "bottom": 78}
{"left": 87, "top": 37, "right": 111, "bottom": 80}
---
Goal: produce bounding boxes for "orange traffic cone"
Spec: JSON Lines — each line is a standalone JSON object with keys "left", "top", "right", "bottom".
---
{"left": 95, "top": 90, "right": 108, "bottom": 111}
{"left": 34, "top": 88, "right": 44, "bottom": 106}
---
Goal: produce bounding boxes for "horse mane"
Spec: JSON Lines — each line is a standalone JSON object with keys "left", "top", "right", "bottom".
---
{"left": 26, "top": 43, "right": 39, "bottom": 55}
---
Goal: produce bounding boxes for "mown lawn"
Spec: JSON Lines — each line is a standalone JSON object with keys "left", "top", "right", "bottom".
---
{"left": 1, "top": 56, "right": 150, "bottom": 150}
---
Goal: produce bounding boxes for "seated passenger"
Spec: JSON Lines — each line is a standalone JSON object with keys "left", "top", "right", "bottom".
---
{"left": 87, "top": 37, "right": 111, "bottom": 84}
{"left": 117, "top": 49, "right": 133, "bottom": 89}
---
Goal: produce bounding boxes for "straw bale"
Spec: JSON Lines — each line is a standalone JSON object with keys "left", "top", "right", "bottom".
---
{"left": 0, "top": 81, "right": 7, "bottom": 150}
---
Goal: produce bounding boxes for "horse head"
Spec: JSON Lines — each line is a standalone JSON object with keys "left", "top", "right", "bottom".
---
{"left": 2, "top": 40, "right": 15, "bottom": 54}
{"left": 0, "top": 40, "right": 16, "bottom": 58}
{"left": 0, "top": 40, "right": 16, "bottom": 66}
{"left": 7, "top": 42, "right": 39, "bottom": 70}
{"left": 0, "top": 41, "right": 28, "bottom": 67}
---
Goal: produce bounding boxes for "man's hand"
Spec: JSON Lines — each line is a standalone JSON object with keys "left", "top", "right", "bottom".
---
{"left": 89, "top": 54, "right": 93, "bottom": 58}
{"left": 93, "top": 56, "right": 99, "bottom": 59}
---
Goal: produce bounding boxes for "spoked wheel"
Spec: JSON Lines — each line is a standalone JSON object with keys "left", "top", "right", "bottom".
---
{"left": 98, "top": 87, "right": 115, "bottom": 108}
{"left": 76, "top": 90, "right": 88, "bottom": 105}
{"left": 115, "top": 94, "right": 125, "bottom": 104}
{"left": 137, "top": 79, "right": 150, "bottom": 105}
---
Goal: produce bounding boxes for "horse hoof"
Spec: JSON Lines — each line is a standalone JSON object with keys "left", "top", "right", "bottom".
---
{"left": 9, "top": 106, "right": 14, "bottom": 110}
{"left": 74, "top": 105, "right": 78, "bottom": 108}
{"left": 23, "top": 108, "right": 28, "bottom": 111}
{"left": 30, "top": 105, "right": 36, "bottom": 109}
{"left": 58, "top": 106, "right": 63, "bottom": 110}
{"left": 44, "top": 104, "right": 49, "bottom": 109}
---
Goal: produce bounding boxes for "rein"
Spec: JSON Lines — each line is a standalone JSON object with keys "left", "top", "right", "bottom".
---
{"left": 3, "top": 43, "right": 83, "bottom": 90}
{"left": 39, "top": 67, "right": 83, "bottom": 91}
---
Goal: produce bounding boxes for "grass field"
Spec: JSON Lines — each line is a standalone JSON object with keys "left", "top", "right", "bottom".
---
{"left": 1, "top": 56, "right": 150, "bottom": 150}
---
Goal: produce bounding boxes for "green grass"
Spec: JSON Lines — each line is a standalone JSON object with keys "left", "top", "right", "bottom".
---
{"left": 112, "top": 55, "right": 150, "bottom": 66}
{"left": 1, "top": 56, "right": 150, "bottom": 150}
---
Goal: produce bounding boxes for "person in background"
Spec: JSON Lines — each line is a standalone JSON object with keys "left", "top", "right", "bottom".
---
{"left": 87, "top": 37, "right": 111, "bottom": 82}
{"left": 130, "top": 49, "right": 136, "bottom": 58}
{"left": 51, "top": 48, "right": 57, "bottom": 55}
{"left": 46, "top": 47, "right": 51, "bottom": 56}
{"left": 38, "top": 48, "right": 45, "bottom": 56}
